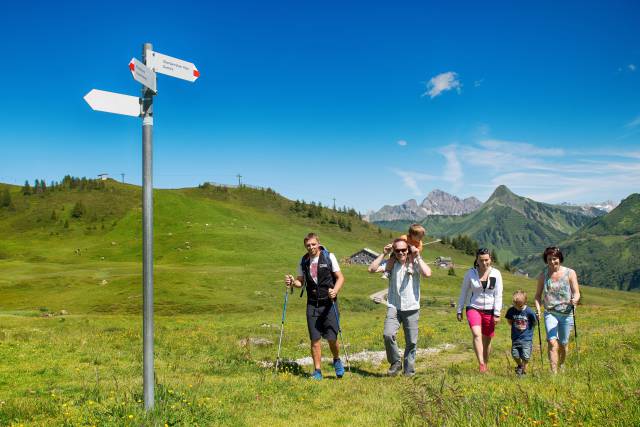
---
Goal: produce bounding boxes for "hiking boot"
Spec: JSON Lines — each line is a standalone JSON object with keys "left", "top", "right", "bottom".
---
{"left": 333, "top": 358, "right": 345, "bottom": 378}
{"left": 310, "top": 369, "right": 323, "bottom": 380}
{"left": 515, "top": 366, "right": 523, "bottom": 376}
{"left": 387, "top": 361, "right": 402, "bottom": 377}
{"left": 479, "top": 363, "right": 488, "bottom": 373}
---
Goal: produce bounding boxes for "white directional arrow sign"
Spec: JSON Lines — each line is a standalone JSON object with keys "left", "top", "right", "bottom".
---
{"left": 83, "top": 89, "right": 140, "bottom": 117}
{"left": 129, "top": 58, "right": 157, "bottom": 92}
{"left": 146, "top": 50, "right": 199, "bottom": 82}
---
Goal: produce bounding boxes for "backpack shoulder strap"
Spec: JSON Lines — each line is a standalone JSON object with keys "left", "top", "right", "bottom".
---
{"left": 322, "top": 248, "right": 337, "bottom": 285}
{"left": 299, "top": 254, "right": 309, "bottom": 297}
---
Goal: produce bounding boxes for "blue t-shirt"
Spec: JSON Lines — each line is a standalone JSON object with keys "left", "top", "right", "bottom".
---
{"left": 505, "top": 306, "right": 537, "bottom": 343}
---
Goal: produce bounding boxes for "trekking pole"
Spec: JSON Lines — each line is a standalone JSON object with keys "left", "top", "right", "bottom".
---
{"left": 275, "top": 284, "right": 292, "bottom": 373}
{"left": 331, "top": 300, "right": 351, "bottom": 373}
{"left": 536, "top": 314, "right": 544, "bottom": 367}
{"left": 572, "top": 304, "right": 579, "bottom": 365}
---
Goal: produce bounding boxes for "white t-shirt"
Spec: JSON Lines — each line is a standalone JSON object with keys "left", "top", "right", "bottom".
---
{"left": 387, "top": 258, "right": 422, "bottom": 311}
{"left": 297, "top": 253, "right": 340, "bottom": 283}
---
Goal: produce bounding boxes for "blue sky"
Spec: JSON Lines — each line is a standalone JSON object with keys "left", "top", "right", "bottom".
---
{"left": 1, "top": 0, "right": 639, "bottom": 212}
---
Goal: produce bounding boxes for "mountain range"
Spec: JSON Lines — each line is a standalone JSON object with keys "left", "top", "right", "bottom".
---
{"left": 375, "top": 185, "right": 601, "bottom": 262}
{"left": 367, "top": 189, "right": 481, "bottom": 221}
{"left": 374, "top": 185, "right": 640, "bottom": 290}
{"left": 514, "top": 193, "right": 640, "bottom": 291}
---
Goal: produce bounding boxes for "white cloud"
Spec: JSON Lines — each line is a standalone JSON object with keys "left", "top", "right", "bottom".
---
{"left": 629, "top": 64, "right": 637, "bottom": 72}
{"left": 458, "top": 139, "right": 561, "bottom": 172}
{"left": 445, "top": 134, "right": 640, "bottom": 203}
{"left": 438, "top": 145, "right": 463, "bottom": 190}
{"left": 397, "top": 140, "right": 407, "bottom": 146}
{"left": 392, "top": 169, "right": 435, "bottom": 196}
{"left": 423, "top": 72, "right": 462, "bottom": 98}
{"left": 478, "top": 139, "right": 564, "bottom": 156}
{"left": 625, "top": 115, "right": 640, "bottom": 129}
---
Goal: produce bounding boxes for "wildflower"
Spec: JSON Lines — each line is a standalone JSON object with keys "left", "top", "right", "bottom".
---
{"left": 128, "top": 415, "right": 134, "bottom": 419}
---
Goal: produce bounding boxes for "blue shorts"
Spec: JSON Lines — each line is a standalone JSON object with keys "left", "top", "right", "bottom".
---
{"left": 511, "top": 341, "right": 532, "bottom": 361}
{"left": 544, "top": 311, "right": 573, "bottom": 345}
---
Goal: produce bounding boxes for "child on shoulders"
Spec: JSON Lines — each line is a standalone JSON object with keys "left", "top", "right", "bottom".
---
{"left": 382, "top": 224, "right": 425, "bottom": 279}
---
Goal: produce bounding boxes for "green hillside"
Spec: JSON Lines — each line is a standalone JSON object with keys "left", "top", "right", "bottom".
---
{"left": 515, "top": 193, "right": 640, "bottom": 291}
{"left": 0, "top": 179, "right": 470, "bottom": 315}
{"left": 376, "top": 185, "right": 592, "bottom": 263}
{"left": 1, "top": 180, "right": 639, "bottom": 426}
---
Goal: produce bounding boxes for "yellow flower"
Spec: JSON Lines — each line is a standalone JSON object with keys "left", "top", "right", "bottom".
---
{"left": 128, "top": 415, "right": 134, "bottom": 419}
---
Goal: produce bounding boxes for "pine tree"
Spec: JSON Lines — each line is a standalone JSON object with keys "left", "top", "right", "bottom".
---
{"left": 22, "top": 180, "right": 32, "bottom": 195}
{"left": 491, "top": 249, "right": 499, "bottom": 265}
{"left": 1, "top": 188, "right": 11, "bottom": 208}
{"left": 71, "top": 201, "right": 86, "bottom": 218}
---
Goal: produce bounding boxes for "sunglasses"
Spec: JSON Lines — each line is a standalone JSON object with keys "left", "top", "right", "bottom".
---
{"left": 394, "top": 248, "right": 408, "bottom": 254}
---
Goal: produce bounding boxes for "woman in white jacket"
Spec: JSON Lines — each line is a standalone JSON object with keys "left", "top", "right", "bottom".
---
{"left": 456, "top": 248, "right": 503, "bottom": 372}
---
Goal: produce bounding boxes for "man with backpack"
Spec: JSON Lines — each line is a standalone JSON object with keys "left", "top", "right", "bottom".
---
{"left": 284, "top": 233, "right": 345, "bottom": 380}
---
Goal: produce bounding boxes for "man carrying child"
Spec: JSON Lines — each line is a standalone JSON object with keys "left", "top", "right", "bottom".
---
{"left": 505, "top": 290, "right": 538, "bottom": 376}
{"left": 382, "top": 224, "right": 425, "bottom": 279}
{"left": 368, "top": 233, "right": 431, "bottom": 376}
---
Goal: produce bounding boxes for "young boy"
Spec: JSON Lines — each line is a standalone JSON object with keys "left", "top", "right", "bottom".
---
{"left": 505, "top": 290, "right": 538, "bottom": 376}
{"left": 382, "top": 224, "right": 425, "bottom": 279}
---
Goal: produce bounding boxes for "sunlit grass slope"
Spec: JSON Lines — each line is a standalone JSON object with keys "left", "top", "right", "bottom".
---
{"left": 0, "top": 181, "right": 638, "bottom": 426}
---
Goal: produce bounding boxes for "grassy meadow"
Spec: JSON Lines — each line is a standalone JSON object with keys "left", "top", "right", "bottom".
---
{"left": 0, "top": 182, "right": 639, "bottom": 426}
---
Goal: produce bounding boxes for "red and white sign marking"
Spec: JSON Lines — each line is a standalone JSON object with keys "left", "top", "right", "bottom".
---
{"left": 129, "top": 58, "right": 157, "bottom": 93}
{"left": 145, "top": 50, "right": 199, "bottom": 82}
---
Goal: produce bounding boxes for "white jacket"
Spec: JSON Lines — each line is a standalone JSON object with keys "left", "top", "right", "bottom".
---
{"left": 457, "top": 267, "right": 503, "bottom": 317}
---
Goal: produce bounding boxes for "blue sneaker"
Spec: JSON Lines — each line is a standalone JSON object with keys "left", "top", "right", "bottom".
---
{"left": 333, "top": 358, "right": 345, "bottom": 378}
{"left": 310, "top": 369, "right": 323, "bottom": 380}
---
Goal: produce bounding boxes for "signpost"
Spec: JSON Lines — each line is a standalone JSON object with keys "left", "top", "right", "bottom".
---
{"left": 84, "top": 89, "right": 140, "bottom": 117}
{"left": 84, "top": 43, "right": 199, "bottom": 411}
{"left": 129, "top": 57, "right": 157, "bottom": 93}
{"left": 146, "top": 50, "right": 200, "bottom": 82}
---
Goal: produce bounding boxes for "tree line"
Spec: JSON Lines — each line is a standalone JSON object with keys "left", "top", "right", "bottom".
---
{"left": 21, "top": 175, "right": 107, "bottom": 195}
{"left": 289, "top": 200, "right": 363, "bottom": 232}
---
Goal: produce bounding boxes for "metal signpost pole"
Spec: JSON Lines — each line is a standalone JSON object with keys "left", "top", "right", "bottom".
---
{"left": 141, "top": 42, "right": 155, "bottom": 410}
{"left": 84, "top": 42, "right": 198, "bottom": 412}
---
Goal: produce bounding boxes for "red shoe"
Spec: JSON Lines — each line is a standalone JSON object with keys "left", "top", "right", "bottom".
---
{"left": 479, "top": 363, "right": 488, "bottom": 373}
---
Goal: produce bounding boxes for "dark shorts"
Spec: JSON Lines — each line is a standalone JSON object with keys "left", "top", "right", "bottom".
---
{"left": 511, "top": 341, "right": 532, "bottom": 361}
{"left": 306, "top": 302, "right": 338, "bottom": 341}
